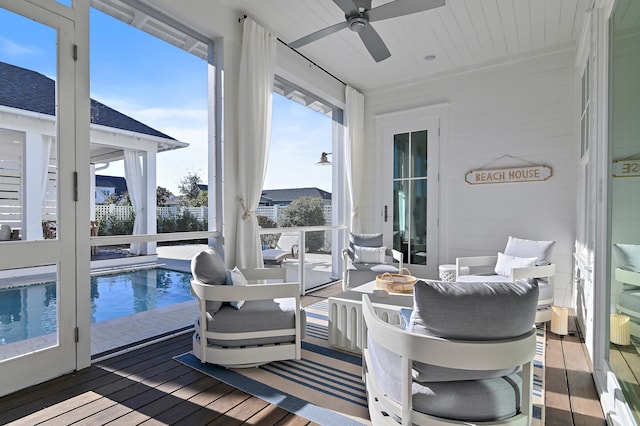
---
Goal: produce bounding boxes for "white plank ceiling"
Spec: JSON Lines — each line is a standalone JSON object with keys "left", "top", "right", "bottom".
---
{"left": 223, "top": 0, "right": 593, "bottom": 92}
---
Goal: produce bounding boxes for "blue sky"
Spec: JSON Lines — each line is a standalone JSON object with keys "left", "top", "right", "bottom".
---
{"left": 0, "top": 6, "right": 333, "bottom": 193}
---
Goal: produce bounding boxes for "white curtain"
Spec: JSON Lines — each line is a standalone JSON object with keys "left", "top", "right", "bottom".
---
{"left": 235, "top": 17, "right": 277, "bottom": 268}
{"left": 124, "top": 149, "right": 143, "bottom": 255}
{"left": 344, "top": 85, "right": 365, "bottom": 233}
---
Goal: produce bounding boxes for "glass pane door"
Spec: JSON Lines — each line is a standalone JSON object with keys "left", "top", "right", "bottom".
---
{"left": 0, "top": 1, "right": 77, "bottom": 397}
{"left": 393, "top": 131, "right": 428, "bottom": 266}
{"left": 381, "top": 112, "right": 440, "bottom": 279}
{"left": 606, "top": 1, "right": 640, "bottom": 422}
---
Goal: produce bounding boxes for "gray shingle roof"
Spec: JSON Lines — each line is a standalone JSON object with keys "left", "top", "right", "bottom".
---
{"left": 0, "top": 61, "right": 175, "bottom": 140}
{"left": 261, "top": 188, "right": 331, "bottom": 204}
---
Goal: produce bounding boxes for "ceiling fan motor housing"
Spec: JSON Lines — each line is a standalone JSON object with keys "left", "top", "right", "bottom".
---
{"left": 347, "top": 15, "right": 368, "bottom": 32}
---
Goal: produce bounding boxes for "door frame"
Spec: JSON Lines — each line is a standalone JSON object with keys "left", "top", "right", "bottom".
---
{"left": 0, "top": 0, "right": 90, "bottom": 397}
{"left": 374, "top": 103, "right": 449, "bottom": 279}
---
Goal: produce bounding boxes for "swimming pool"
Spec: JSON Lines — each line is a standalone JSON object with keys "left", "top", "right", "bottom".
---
{"left": 0, "top": 268, "right": 194, "bottom": 345}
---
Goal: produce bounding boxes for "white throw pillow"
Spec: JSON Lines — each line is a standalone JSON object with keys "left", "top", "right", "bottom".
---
{"left": 228, "top": 267, "right": 247, "bottom": 309}
{"left": 504, "top": 236, "right": 555, "bottom": 266}
{"left": 613, "top": 244, "right": 640, "bottom": 272}
{"left": 494, "top": 252, "right": 537, "bottom": 277}
{"left": 354, "top": 245, "right": 386, "bottom": 263}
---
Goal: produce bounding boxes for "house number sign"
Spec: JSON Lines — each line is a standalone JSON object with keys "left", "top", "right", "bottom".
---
{"left": 465, "top": 165, "right": 553, "bottom": 185}
{"left": 613, "top": 159, "right": 640, "bottom": 177}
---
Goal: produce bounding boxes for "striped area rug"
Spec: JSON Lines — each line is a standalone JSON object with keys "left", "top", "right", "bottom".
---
{"left": 533, "top": 323, "right": 546, "bottom": 425}
{"left": 175, "top": 301, "right": 545, "bottom": 425}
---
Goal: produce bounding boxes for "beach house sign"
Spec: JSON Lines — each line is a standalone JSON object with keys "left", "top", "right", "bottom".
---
{"left": 465, "top": 165, "right": 552, "bottom": 185}
{"left": 613, "top": 159, "right": 640, "bottom": 177}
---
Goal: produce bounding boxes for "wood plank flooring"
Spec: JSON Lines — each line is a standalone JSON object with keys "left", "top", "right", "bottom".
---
{"left": 610, "top": 340, "right": 640, "bottom": 423}
{"left": 0, "top": 283, "right": 606, "bottom": 425}
{"left": 545, "top": 316, "right": 606, "bottom": 426}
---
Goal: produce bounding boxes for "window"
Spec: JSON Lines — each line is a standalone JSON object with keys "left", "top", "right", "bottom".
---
{"left": 261, "top": 77, "right": 344, "bottom": 293}
{"left": 577, "top": 59, "right": 592, "bottom": 262}
{"left": 89, "top": 1, "right": 218, "bottom": 257}
{"left": 393, "top": 131, "right": 428, "bottom": 266}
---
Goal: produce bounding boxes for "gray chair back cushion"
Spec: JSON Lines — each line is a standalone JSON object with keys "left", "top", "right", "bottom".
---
{"left": 410, "top": 279, "right": 538, "bottom": 340}
{"left": 408, "top": 279, "right": 537, "bottom": 382}
{"left": 350, "top": 232, "right": 383, "bottom": 248}
{"left": 191, "top": 248, "right": 227, "bottom": 313}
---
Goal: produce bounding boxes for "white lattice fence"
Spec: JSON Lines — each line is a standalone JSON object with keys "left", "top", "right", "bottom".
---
{"left": 95, "top": 205, "right": 209, "bottom": 222}
{"left": 95, "top": 205, "right": 133, "bottom": 221}
{"left": 255, "top": 205, "right": 332, "bottom": 225}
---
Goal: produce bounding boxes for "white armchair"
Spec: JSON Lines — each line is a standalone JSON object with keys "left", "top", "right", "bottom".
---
{"left": 613, "top": 243, "right": 640, "bottom": 337}
{"left": 190, "top": 249, "right": 304, "bottom": 368}
{"left": 362, "top": 279, "right": 538, "bottom": 425}
{"left": 455, "top": 236, "right": 556, "bottom": 323}
{"left": 342, "top": 232, "right": 403, "bottom": 291}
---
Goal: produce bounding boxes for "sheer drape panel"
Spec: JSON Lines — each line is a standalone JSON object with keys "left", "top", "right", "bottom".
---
{"left": 235, "top": 17, "right": 277, "bottom": 268}
{"left": 345, "top": 85, "right": 364, "bottom": 233}
{"left": 124, "top": 149, "right": 143, "bottom": 255}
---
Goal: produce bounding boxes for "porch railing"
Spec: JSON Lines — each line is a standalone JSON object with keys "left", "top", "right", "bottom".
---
{"left": 95, "top": 205, "right": 333, "bottom": 225}
{"left": 259, "top": 225, "right": 346, "bottom": 295}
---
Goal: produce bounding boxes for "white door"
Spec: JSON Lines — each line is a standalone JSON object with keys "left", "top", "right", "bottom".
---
{"left": 378, "top": 106, "right": 443, "bottom": 279}
{"left": 0, "top": 0, "right": 79, "bottom": 396}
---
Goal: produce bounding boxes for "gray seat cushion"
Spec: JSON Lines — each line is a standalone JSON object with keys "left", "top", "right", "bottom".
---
{"left": 456, "top": 274, "right": 521, "bottom": 283}
{"left": 368, "top": 334, "right": 522, "bottom": 422}
{"left": 199, "top": 297, "right": 306, "bottom": 347}
{"left": 618, "top": 291, "right": 640, "bottom": 314}
{"left": 345, "top": 261, "right": 399, "bottom": 287}
{"left": 457, "top": 275, "right": 552, "bottom": 306}
{"left": 537, "top": 279, "right": 553, "bottom": 302}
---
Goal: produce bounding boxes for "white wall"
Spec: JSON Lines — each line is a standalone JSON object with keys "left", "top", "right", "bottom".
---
{"left": 362, "top": 49, "right": 579, "bottom": 305}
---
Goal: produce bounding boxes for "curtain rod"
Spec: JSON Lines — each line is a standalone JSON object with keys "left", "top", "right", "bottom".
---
{"left": 239, "top": 15, "right": 346, "bottom": 87}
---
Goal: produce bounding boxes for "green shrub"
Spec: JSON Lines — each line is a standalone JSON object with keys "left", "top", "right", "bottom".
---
{"left": 279, "top": 197, "right": 326, "bottom": 252}
{"left": 257, "top": 215, "right": 277, "bottom": 247}
{"left": 157, "top": 214, "right": 177, "bottom": 233}
{"left": 97, "top": 211, "right": 134, "bottom": 236}
{"left": 157, "top": 210, "right": 207, "bottom": 233}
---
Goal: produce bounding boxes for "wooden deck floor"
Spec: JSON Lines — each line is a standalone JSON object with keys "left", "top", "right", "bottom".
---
{"left": 0, "top": 283, "right": 606, "bottom": 426}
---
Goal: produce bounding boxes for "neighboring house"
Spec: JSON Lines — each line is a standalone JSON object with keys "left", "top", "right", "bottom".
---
{"left": 195, "top": 186, "right": 331, "bottom": 207}
{"left": 94, "top": 175, "right": 128, "bottom": 204}
{"left": 260, "top": 188, "right": 331, "bottom": 206}
{"left": 0, "top": 61, "right": 188, "bottom": 239}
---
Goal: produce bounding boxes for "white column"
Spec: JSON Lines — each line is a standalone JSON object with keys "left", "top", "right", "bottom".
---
{"left": 142, "top": 150, "right": 157, "bottom": 255}
{"left": 90, "top": 163, "right": 96, "bottom": 221}
{"left": 23, "top": 132, "right": 45, "bottom": 240}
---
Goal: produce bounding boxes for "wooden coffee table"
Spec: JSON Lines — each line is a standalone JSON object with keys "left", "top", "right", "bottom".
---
{"left": 328, "top": 281, "right": 413, "bottom": 353}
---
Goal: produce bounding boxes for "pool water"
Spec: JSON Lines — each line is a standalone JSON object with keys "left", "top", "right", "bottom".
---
{"left": 0, "top": 268, "right": 194, "bottom": 345}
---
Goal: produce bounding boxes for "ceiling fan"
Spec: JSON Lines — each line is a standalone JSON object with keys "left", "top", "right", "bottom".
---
{"left": 288, "top": 0, "right": 446, "bottom": 62}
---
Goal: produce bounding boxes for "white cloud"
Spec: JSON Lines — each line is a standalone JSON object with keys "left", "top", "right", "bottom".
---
{"left": 0, "top": 37, "right": 39, "bottom": 56}
{"left": 91, "top": 94, "right": 333, "bottom": 194}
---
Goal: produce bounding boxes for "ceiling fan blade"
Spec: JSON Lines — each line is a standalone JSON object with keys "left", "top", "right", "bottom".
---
{"left": 358, "top": 24, "right": 391, "bottom": 62}
{"left": 332, "top": 0, "right": 359, "bottom": 16}
{"left": 289, "top": 21, "right": 349, "bottom": 48}
{"left": 368, "top": 0, "right": 446, "bottom": 22}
